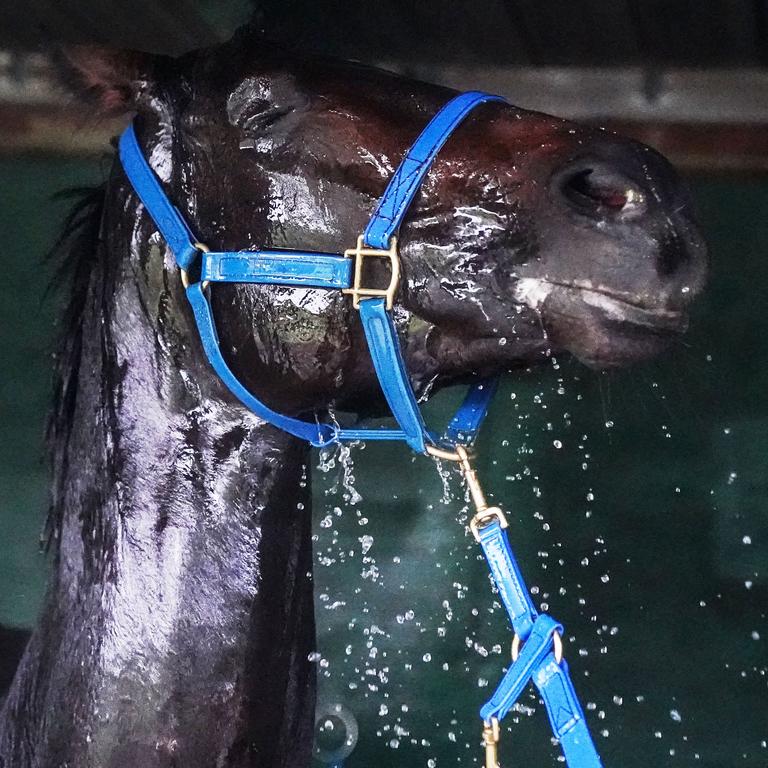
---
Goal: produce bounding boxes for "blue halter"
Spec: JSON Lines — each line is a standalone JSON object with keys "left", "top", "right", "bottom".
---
{"left": 119, "top": 91, "right": 503, "bottom": 453}
{"left": 119, "top": 90, "right": 602, "bottom": 768}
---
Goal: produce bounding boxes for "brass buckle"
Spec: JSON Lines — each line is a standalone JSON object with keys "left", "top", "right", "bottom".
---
{"left": 469, "top": 506, "right": 508, "bottom": 543}
{"left": 482, "top": 717, "right": 500, "bottom": 768}
{"left": 426, "top": 445, "right": 508, "bottom": 541}
{"left": 343, "top": 235, "right": 399, "bottom": 310}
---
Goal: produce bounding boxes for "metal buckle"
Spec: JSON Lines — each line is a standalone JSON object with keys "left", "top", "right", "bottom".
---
{"left": 426, "top": 444, "right": 508, "bottom": 541}
{"left": 469, "top": 506, "right": 508, "bottom": 542}
{"left": 482, "top": 717, "right": 500, "bottom": 768}
{"left": 343, "top": 235, "right": 399, "bottom": 310}
{"left": 179, "top": 242, "right": 211, "bottom": 291}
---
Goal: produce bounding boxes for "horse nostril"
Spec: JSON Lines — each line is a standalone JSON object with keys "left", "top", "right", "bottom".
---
{"left": 557, "top": 166, "right": 643, "bottom": 218}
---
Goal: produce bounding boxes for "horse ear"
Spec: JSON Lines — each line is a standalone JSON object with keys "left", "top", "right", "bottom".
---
{"left": 60, "top": 46, "right": 155, "bottom": 113}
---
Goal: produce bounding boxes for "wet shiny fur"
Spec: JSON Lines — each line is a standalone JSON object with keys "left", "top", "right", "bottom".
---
{"left": 0, "top": 30, "right": 706, "bottom": 768}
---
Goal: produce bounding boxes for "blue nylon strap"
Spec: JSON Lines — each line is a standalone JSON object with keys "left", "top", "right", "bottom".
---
{"left": 202, "top": 250, "right": 352, "bottom": 289}
{"left": 355, "top": 91, "right": 506, "bottom": 448}
{"left": 119, "top": 125, "right": 199, "bottom": 270}
{"left": 358, "top": 299, "right": 432, "bottom": 453}
{"left": 445, "top": 378, "right": 499, "bottom": 444}
{"left": 535, "top": 659, "right": 603, "bottom": 768}
{"left": 479, "top": 614, "right": 561, "bottom": 722}
{"left": 364, "top": 91, "right": 506, "bottom": 249}
{"left": 478, "top": 518, "right": 603, "bottom": 768}
{"left": 186, "top": 283, "right": 337, "bottom": 447}
{"left": 476, "top": 520, "right": 538, "bottom": 638}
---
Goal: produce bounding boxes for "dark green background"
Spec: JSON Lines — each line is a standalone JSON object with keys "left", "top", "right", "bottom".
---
{"left": 1, "top": 157, "right": 766, "bottom": 767}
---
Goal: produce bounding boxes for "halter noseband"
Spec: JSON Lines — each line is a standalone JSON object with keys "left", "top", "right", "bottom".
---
{"left": 119, "top": 91, "right": 603, "bottom": 768}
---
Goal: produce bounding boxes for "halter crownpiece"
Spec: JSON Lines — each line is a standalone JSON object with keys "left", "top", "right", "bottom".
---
{"left": 119, "top": 90, "right": 603, "bottom": 768}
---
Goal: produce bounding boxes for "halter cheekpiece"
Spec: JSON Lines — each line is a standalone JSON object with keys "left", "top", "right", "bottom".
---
{"left": 120, "top": 90, "right": 604, "bottom": 768}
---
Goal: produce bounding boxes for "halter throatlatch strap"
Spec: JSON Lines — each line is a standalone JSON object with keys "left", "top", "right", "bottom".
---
{"left": 119, "top": 89, "right": 603, "bottom": 768}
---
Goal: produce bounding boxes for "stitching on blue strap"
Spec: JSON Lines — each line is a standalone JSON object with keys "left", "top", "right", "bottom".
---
{"left": 477, "top": 520, "right": 538, "bottom": 638}
{"left": 202, "top": 251, "right": 352, "bottom": 289}
{"left": 364, "top": 92, "right": 507, "bottom": 249}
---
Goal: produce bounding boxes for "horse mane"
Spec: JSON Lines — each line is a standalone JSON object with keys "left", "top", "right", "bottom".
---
{"left": 44, "top": 182, "right": 107, "bottom": 548}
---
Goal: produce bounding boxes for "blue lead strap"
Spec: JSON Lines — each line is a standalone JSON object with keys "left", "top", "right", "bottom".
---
{"left": 477, "top": 520, "right": 603, "bottom": 768}
{"left": 477, "top": 521, "right": 538, "bottom": 638}
{"left": 536, "top": 659, "right": 601, "bottom": 767}
{"left": 480, "top": 613, "right": 561, "bottom": 722}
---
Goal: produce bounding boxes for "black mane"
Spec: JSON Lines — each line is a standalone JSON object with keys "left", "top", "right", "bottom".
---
{"left": 45, "top": 182, "right": 106, "bottom": 546}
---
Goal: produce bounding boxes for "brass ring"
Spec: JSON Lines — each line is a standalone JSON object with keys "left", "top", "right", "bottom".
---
{"left": 425, "top": 445, "right": 463, "bottom": 462}
{"left": 179, "top": 242, "right": 210, "bottom": 291}
{"left": 511, "top": 630, "right": 563, "bottom": 664}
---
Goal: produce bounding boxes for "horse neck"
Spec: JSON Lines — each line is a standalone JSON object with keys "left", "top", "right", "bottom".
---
{"left": 0, "top": 171, "right": 317, "bottom": 768}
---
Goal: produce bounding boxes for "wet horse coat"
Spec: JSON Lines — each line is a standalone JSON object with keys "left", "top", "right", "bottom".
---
{"left": 0, "top": 29, "right": 706, "bottom": 768}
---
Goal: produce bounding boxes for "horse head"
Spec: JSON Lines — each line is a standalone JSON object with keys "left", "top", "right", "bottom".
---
{"left": 69, "top": 32, "right": 706, "bottom": 420}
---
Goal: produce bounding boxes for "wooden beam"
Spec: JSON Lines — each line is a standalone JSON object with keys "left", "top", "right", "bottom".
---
{"left": 375, "top": 64, "right": 768, "bottom": 124}
{"left": 3, "top": 54, "right": 768, "bottom": 172}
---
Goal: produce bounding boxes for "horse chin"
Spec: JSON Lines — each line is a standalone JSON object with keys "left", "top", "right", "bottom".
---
{"left": 540, "top": 285, "right": 689, "bottom": 370}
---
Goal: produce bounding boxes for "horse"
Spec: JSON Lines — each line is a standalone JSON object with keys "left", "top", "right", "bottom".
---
{"left": 0, "top": 26, "right": 707, "bottom": 768}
